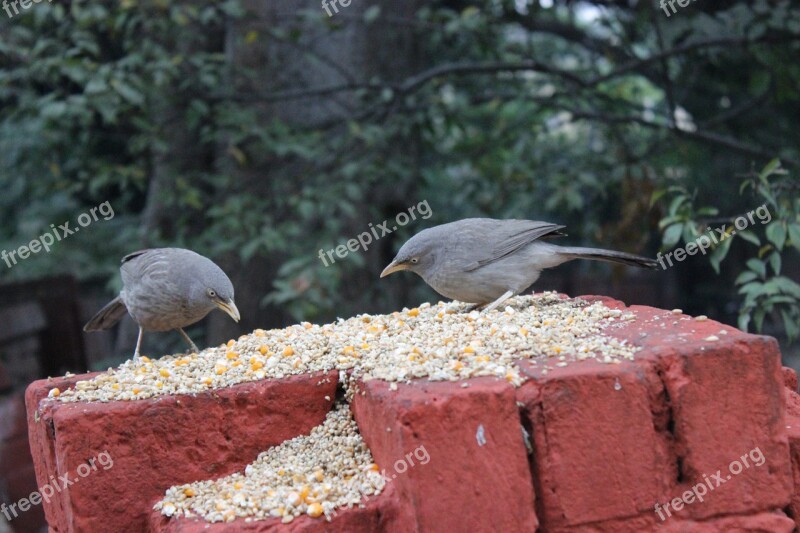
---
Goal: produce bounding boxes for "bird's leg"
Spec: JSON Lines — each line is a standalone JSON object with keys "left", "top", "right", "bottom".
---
{"left": 482, "top": 290, "right": 515, "bottom": 313}
{"left": 133, "top": 327, "right": 144, "bottom": 361}
{"left": 177, "top": 328, "right": 200, "bottom": 354}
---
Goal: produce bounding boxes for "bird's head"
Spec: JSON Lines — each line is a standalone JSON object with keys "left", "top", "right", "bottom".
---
{"left": 381, "top": 230, "right": 438, "bottom": 279}
{"left": 192, "top": 262, "right": 240, "bottom": 323}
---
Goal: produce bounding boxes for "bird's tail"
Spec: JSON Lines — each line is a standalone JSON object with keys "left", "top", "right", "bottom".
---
{"left": 557, "top": 246, "right": 658, "bottom": 269}
{"left": 84, "top": 296, "right": 128, "bottom": 331}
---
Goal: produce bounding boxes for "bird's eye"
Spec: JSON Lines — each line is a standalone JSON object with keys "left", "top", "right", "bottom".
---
{"left": 410, "top": 258, "right": 419, "bottom": 264}
{"left": 207, "top": 289, "right": 217, "bottom": 298}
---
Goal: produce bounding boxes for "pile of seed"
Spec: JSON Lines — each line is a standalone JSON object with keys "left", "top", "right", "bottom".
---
{"left": 53, "top": 293, "right": 639, "bottom": 402}
{"left": 155, "top": 403, "right": 385, "bottom": 524}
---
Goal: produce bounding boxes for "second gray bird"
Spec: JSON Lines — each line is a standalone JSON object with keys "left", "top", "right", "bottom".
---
{"left": 381, "top": 218, "right": 657, "bottom": 312}
{"left": 84, "top": 248, "right": 240, "bottom": 359}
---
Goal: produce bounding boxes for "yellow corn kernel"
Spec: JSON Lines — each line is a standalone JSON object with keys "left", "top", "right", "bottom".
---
{"left": 277, "top": 469, "right": 285, "bottom": 476}
{"left": 155, "top": 381, "right": 163, "bottom": 389}
{"left": 519, "top": 327, "right": 529, "bottom": 336}
{"left": 226, "top": 351, "right": 238, "bottom": 360}
{"left": 451, "top": 360, "right": 463, "bottom": 371}
{"left": 407, "top": 308, "right": 420, "bottom": 317}
{"left": 233, "top": 481, "right": 243, "bottom": 490}
{"left": 475, "top": 355, "right": 490, "bottom": 363}
{"left": 299, "top": 485, "right": 310, "bottom": 501}
{"left": 342, "top": 345, "right": 355, "bottom": 355}
{"left": 257, "top": 345, "right": 268, "bottom": 355}
{"left": 314, "top": 470, "right": 324, "bottom": 482}
{"left": 215, "top": 364, "right": 227, "bottom": 375}
{"left": 160, "top": 368, "right": 170, "bottom": 378}
{"left": 227, "top": 339, "right": 235, "bottom": 348}
{"left": 251, "top": 361, "right": 264, "bottom": 371}
{"left": 369, "top": 463, "right": 380, "bottom": 471}
{"left": 49, "top": 388, "right": 60, "bottom": 397}
{"left": 111, "top": 383, "right": 120, "bottom": 390}
{"left": 132, "top": 388, "right": 141, "bottom": 395}
{"left": 464, "top": 346, "right": 475, "bottom": 354}
{"left": 307, "top": 502, "right": 323, "bottom": 518}
{"left": 140, "top": 356, "right": 151, "bottom": 363}
{"left": 254, "top": 329, "right": 266, "bottom": 337}
{"left": 231, "top": 360, "right": 242, "bottom": 367}
{"left": 282, "top": 346, "right": 294, "bottom": 357}
{"left": 203, "top": 377, "right": 213, "bottom": 385}
{"left": 183, "top": 487, "right": 196, "bottom": 497}
{"left": 361, "top": 343, "right": 370, "bottom": 350}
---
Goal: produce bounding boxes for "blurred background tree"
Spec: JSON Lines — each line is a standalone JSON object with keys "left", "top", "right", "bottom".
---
{"left": 0, "top": 0, "right": 798, "bottom": 364}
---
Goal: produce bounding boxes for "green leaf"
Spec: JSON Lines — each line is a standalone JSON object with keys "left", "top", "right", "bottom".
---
{"left": 737, "top": 230, "right": 760, "bottom": 246}
{"left": 746, "top": 258, "right": 766, "bottom": 278}
{"left": 782, "top": 310, "right": 800, "bottom": 341}
{"left": 758, "top": 158, "right": 781, "bottom": 185}
{"left": 738, "top": 312, "right": 751, "bottom": 332}
{"left": 787, "top": 223, "right": 800, "bottom": 249}
{"left": 768, "top": 251, "right": 781, "bottom": 275}
{"left": 735, "top": 270, "right": 759, "bottom": 285}
{"left": 663, "top": 223, "right": 683, "bottom": 248}
{"left": 668, "top": 195, "right": 687, "bottom": 216}
{"left": 650, "top": 189, "right": 667, "bottom": 208}
{"left": 709, "top": 237, "right": 733, "bottom": 273}
{"left": 364, "top": 5, "right": 381, "bottom": 23}
{"left": 765, "top": 222, "right": 786, "bottom": 250}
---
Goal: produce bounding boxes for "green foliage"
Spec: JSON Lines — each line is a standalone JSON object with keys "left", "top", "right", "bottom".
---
{"left": 654, "top": 160, "right": 800, "bottom": 341}
{"left": 1, "top": 0, "right": 799, "bottom": 337}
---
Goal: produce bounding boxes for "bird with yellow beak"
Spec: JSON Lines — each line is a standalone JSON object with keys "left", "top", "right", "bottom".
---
{"left": 84, "top": 248, "right": 241, "bottom": 359}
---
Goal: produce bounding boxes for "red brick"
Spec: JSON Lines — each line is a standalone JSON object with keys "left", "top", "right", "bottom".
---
{"left": 783, "top": 366, "right": 798, "bottom": 392}
{"left": 148, "top": 482, "right": 401, "bottom": 532}
{"left": 552, "top": 510, "right": 794, "bottom": 532}
{"left": 516, "top": 358, "right": 672, "bottom": 528}
{"left": 26, "top": 371, "right": 338, "bottom": 532}
{"left": 351, "top": 377, "right": 537, "bottom": 533}
{"left": 518, "top": 298, "right": 792, "bottom": 528}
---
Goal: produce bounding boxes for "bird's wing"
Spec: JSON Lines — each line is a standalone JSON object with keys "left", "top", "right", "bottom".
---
{"left": 463, "top": 220, "right": 566, "bottom": 272}
{"left": 121, "top": 249, "right": 155, "bottom": 264}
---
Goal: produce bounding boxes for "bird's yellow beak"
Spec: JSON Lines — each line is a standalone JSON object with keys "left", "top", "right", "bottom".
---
{"left": 215, "top": 298, "right": 241, "bottom": 323}
{"left": 380, "top": 261, "right": 409, "bottom": 278}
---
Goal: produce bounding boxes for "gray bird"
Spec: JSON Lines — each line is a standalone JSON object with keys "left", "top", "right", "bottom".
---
{"left": 84, "top": 248, "right": 240, "bottom": 359}
{"left": 381, "top": 218, "right": 657, "bottom": 312}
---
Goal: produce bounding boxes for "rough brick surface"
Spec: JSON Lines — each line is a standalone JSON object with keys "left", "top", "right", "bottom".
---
{"left": 26, "top": 371, "right": 337, "bottom": 532}
{"left": 351, "top": 377, "right": 538, "bottom": 533}
{"left": 25, "top": 296, "right": 800, "bottom": 532}
{"left": 517, "top": 297, "right": 792, "bottom": 530}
